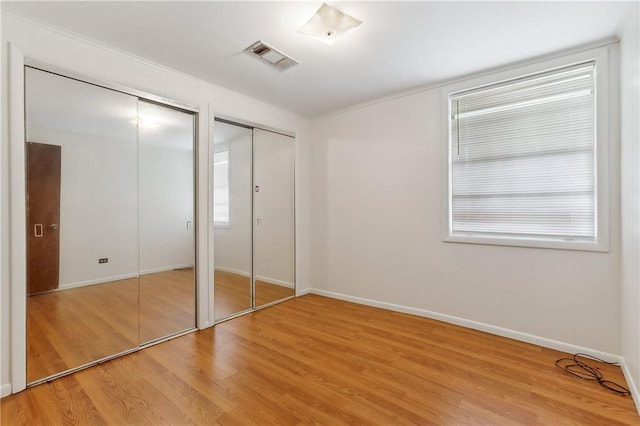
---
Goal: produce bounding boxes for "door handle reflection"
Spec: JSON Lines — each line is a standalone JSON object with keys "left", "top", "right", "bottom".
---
{"left": 34, "top": 224, "right": 43, "bottom": 237}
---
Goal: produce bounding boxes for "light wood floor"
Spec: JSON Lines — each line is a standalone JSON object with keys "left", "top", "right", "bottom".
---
{"left": 27, "top": 278, "right": 139, "bottom": 383}
{"left": 27, "top": 269, "right": 195, "bottom": 383}
{"left": 5, "top": 294, "right": 638, "bottom": 425}
{"left": 27, "top": 269, "right": 291, "bottom": 383}
{"left": 214, "top": 270, "right": 294, "bottom": 320}
{"left": 139, "top": 269, "right": 196, "bottom": 343}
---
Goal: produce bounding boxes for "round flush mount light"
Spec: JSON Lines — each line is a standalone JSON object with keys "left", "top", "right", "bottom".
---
{"left": 298, "top": 3, "right": 362, "bottom": 45}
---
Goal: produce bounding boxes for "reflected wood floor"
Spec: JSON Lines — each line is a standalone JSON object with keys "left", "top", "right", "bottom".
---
{"left": 27, "top": 269, "right": 195, "bottom": 383}
{"left": 214, "top": 270, "right": 294, "bottom": 320}
{"left": 26, "top": 278, "right": 139, "bottom": 382}
{"left": 5, "top": 295, "right": 638, "bottom": 425}
{"left": 140, "top": 269, "right": 196, "bottom": 343}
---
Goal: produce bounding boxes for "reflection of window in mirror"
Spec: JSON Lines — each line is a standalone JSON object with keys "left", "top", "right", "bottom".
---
{"left": 214, "top": 149, "right": 230, "bottom": 226}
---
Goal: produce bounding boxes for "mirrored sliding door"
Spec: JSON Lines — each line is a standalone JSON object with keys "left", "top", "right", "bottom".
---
{"left": 24, "top": 66, "right": 197, "bottom": 384}
{"left": 213, "top": 121, "right": 253, "bottom": 321}
{"left": 25, "top": 67, "right": 140, "bottom": 382}
{"left": 212, "top": 120, "right": 294, "bottom": 321}
{"left": 253, "top": 129, "right": 295, "bottom": 307}
{"left": 138, "top": 100, "right": 196, "bottom": 343}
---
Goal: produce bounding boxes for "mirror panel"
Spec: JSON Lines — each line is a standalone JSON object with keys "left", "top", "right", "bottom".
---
{"left": 253, "top": 129, "right": 295, "bottom": 307}
{"left": 213, "top": 121, "right": 253, "bottom": 320}
{"left": 138, "top": 100, "right": 196, "bottom": 343}
{"left": 25, "top": 67, "right": 139, "bottom": 382}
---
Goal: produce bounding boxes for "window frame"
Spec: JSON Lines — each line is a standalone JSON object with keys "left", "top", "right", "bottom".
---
{"left": 442, "top": 46, "right": 610, "bottom": 252}
{"left": 213, "top": 147, "right": 230, "bottom": 227}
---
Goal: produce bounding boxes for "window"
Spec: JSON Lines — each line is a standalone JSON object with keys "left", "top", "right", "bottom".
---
{"left": 446, "top": 54, "right": 609, "bottom": 251}
{"left": 214, "top": 149, "right": 229, "bottom": 225}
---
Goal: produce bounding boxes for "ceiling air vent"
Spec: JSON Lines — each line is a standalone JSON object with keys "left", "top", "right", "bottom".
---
{"left": 246, "top": 40, "right": 299, "bottom": 71}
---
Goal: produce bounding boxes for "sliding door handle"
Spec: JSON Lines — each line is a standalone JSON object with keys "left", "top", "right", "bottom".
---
{"left": 34, "top": 224, "right": 43, "bottom": 237}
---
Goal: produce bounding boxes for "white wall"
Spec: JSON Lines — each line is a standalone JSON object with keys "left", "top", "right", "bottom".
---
{"left": 311, "top": 43, "right": 622, "bottom": 355}
{"left": 138, "top": 101, "right": 195, "bottom": 275}
{"left": 0, "top": 11, "right": 312, "bottom": 395}
{"left": 619, "top": 0, "right": 640, "bottom": 408}
{"left": 139, "top": 144, "right": 195, "bottom": 274}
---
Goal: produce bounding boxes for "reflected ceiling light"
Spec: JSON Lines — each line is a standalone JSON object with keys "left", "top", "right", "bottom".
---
{"left": 130, "top": 114, "right": 160, "bottom": 129}
{"left": 298, "top": 3, "right": 362, "bottom": 45}
{"left": 246, "top": 40, "right": 299, "bottom": 70}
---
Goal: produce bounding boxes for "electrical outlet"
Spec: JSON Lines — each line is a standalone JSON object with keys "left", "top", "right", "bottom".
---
{"left": 98, "top": 258, "right": 108, "bottom": 264}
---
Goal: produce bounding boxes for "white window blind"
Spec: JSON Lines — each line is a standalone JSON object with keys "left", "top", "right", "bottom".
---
{"left": 213, "top": 150, "right": 229, "bottom": 224}
{"left": 449, "top": 62, "right": 596, "bottom": 241}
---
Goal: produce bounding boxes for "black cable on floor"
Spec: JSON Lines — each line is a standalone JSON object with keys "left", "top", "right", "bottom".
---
{"left": 555, "top": 353, "right": 630, "bottom": 396}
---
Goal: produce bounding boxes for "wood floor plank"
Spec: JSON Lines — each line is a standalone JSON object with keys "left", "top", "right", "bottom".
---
{"left": 3, "top": 294, "right": 639, "bottom": 425}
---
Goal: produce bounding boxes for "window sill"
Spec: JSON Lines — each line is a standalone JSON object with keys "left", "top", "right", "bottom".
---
{"left": 444, "top": 233, "right": 609, "bottom": 253}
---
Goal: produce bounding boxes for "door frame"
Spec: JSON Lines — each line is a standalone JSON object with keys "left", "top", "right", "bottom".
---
{"left": 7, "top": 45, "right": 209, "bottom": 394}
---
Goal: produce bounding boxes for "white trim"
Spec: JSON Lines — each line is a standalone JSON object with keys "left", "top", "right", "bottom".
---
{"left": 0, "top": 37, "right": 4, "bottom": 400}
{"left": 139, "top": 264, "right": 193, "bottom": 276}
{"left": 441, "top": 45, "right": 612, "bottom": 253}
{"left": 0, "top": 383, "right": 12, "bottom": 398}
{"left": 196, "top": 105, "right": 211, "bottom": 331}
{"left": 444, "top": 234, "right": 609, "bottom": 253}
{"left": 57, "top": 273, "right": 139, "bottom": 290}
{"left": 621, "top": 361, "right": 640, "bottom": 415}
{"left": 310, "top": 289, "right": 623, "bottom": 363}
{"left": 255, "top": 275, "right": 294, "bottom": 289}
{"left": 209, "top": 103, "right": 216, "bottom": 329}
{"left": 296, "top": 287, "right": 311, "bottom": 297}
{"left": 214, "top": 266, "right": 251, "bottom": 277}
{"left": 9, "top": 43, "right": 27, "bottom": 394}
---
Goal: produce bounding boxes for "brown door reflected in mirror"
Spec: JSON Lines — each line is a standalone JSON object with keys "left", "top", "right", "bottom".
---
{"left": 26, "top": 142, "right": 61, "bottom": 294}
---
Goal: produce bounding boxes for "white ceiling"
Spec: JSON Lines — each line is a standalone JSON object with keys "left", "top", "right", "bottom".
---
{"left": 2, "top": 1, "right": 628, "bottom": 117}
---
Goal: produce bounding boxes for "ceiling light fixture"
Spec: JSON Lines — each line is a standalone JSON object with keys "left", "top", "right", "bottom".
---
{"left": 298, "top": 3, "right": 361, "bottom": 45}
{"left": 246, "top": 40, "right": 299, "bottom": 70}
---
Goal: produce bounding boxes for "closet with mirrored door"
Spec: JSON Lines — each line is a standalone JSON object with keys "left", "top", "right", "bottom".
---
{"left": 213, "top": 119, "right": 295, "bottom": 322}
{"left": 24, "top": 66, "right": 197, "bottom": 385}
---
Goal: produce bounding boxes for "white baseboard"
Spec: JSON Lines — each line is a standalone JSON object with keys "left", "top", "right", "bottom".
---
{"left": 296, "top": 287, "right": 312, "bottom": 297}
{"left": 58, "top": 272, "right": 139, "bottom": 291}
{"left": 140, "top": 264, "right": 194, "bottom": 275}
{"left": 56, "top": 265, "right": 193, "bottom": 291}
{"left": 310, "top": 289, "right": 623, "bottom": 363}
{"left": 214, "top": 266, "right": 250, "bottom": 277}
{"left": 212, "top": 268, "right": 294, "bottom": 289}
{"left": 255, "top": 275, "right": 294, "bottom": 289}
{"left": 1, "top": 383, "right": 11, "bottom": 398}
{"left": 621, "top": 361, "right": 640, "bottom": 415}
